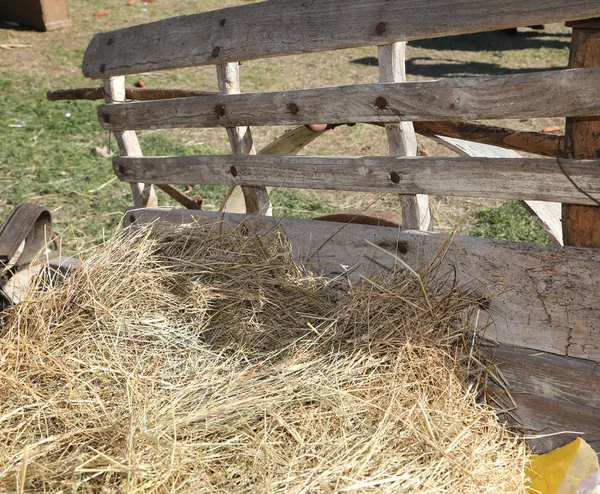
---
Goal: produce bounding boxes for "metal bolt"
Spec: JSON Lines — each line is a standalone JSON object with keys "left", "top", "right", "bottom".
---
{"left": 390, "top": 171, "right": 401, "bottom": 184}
{"left": 375, "top": 22, "right": 386, "bottom": 35}
{"left": 212, "top": 46, "right": 220, "bottom": 57}
{"left": 288, "top": 103, "right": 299, "bottom": 115}
{"left": 230, "top": 166, "right": 238, "bottom": 177}
{"left": 375, "top": 96, "right": 388, "bottom": 110}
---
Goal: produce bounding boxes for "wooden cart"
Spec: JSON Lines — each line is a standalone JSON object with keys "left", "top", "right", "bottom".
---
{"left": 72, "top": 0, "right": 600, "bottom": 453}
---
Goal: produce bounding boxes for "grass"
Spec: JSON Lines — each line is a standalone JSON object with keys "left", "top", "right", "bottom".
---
{"left": 467, "top": 202, "right": 553, "bottom": 245}
{"left": 0, "top": 2, "right": 572, "bottom": 248}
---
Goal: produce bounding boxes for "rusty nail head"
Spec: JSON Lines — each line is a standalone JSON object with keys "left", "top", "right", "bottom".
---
{"left": 99, "top": 63, "right": 106, "bottom": 73}
{"left": 390, "top": 171, "right": 401, "bottom": 184}
{"left": 220, "top": 18, "right": 226, "bottom": 26}
{"left": 288, "top": 103, "right": 299, "bottom": 115}
{"left": 215, "top": 104, "right": 226, "bottom": 117}
{"left": 375, "top": 96, "right": 388, "bottom": 110}
{"left": 230, "top": 166, "right": 238, "bottom": 177}
{"left": 212, "top": 46, "right": 220, "bottom": 57}
{"left": 375, "top": 22, "right": 386, "bottom": 35}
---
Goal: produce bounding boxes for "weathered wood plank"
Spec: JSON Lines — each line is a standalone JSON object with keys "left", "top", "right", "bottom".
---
{"left": 125, "top": 208, "right": 600, "bottom": 361}
{"left": 216, "top": 62, "right": 271, "bottom": 215}
{"left": 426, "top": 132, "right": 564, "bottom": 245}
{"left": 379, "top": 42, "right": 431, "bottom": 231}
{"left": 563, "top": 25, "right": 600, "bottom": 247}
{"left": 414, "top": 121, "right": 564, "bottom": 158}
{"left": 82, "top": 0, "right": 600, "bottom": 78}
{"left": 98, "top": 67, "right": 600, "bottom": 131}
{"left": 113, "top": 154, "right": 600, "bottom": 206}
{"left": 492, "top": 345, "right": 600, "bottom": 452}
{"left": 46, "top": 87, "right": 217, "bottom": 102}
{"left": 103, "top": 77, "right": 157, "bottom": 208}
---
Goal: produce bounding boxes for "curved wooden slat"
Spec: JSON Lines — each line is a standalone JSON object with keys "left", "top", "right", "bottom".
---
{"left": 98, "top": 68, "right": 600, "bottom": 130}
{"left": 82, "top": 0, "right": 600, "bottom": 78}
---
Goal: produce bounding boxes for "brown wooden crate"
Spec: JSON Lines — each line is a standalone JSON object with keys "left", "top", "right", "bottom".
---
{"left": 0, "top": 0, "right": 71, "bottom": 31}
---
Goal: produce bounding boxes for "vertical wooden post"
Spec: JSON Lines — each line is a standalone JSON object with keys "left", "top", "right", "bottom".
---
{"left": 103, "top": 77, "right": 157, "bottom": 208}
{"left": 217, "top": 63, "right": 271, "bottom": 215}
{"left": 562, "top": 19, "right": 600, "bottom": 247}
{"left": 378, "top": 43, "right": 432, "bottom": 231}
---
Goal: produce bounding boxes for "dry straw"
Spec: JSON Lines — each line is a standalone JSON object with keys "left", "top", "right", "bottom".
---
{"left": 0, "top": 220, "right": 529, "bottom": 493}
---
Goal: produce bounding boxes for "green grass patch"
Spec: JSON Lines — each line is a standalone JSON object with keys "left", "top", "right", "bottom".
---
{"left": 467, "top": 201, "right": 552, "bottom": 245}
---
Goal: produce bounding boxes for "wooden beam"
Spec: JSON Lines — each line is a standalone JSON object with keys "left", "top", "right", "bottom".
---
{"left": 379, "top": 42, "right": 431, "bottom": 231}
{"left": 562, "top": 22, "right": 600, "bottom": 247}
{"left": 103, "top": 77, "right": 157, "bottom": 208}
{"left": 81, "top": 0, "right": 600, "bottom": 78}
{"left": 47, "top": 87, "right": 216, "bottom": 102}
{"left": 413, "top": 121, "right": 563, "bottom": 158}
{"left": 113, "top": 154, "right": 600, "bottom": 206}
{"left": 124, "top": 208, "right": 600, "bottom": 361}
{"left": 492, "top": 345, "right": 600, "bottom": 453}
{"left": 97, "top": 68, "right": 600, "bottom": 131}
{"left": 216, "top": 62, "right": 270, "bottom": 215}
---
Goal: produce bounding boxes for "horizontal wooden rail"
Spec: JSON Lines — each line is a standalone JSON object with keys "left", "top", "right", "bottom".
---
{"left": 82, "top": 0, "right": 600, "bottom": 78}
{"left": 113, "top": 155, "right": 600, "bottom": 206}
{"left": 46, "top": 87, "right": 216, "bottom": 102}
{"left": 98, "top": 68, "right": 600, "bottom": 131}
{"left": 413, "top": 121, "right": 563, "bottom": 158}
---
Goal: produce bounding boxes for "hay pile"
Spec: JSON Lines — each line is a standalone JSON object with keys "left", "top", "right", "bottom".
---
{"left": 0, "top": 221, "right": 529, "bottom": 492}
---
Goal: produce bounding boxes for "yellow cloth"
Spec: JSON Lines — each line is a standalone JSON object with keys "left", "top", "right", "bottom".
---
{"left": 527, "top": 437, "right": 599, "bottom": 494}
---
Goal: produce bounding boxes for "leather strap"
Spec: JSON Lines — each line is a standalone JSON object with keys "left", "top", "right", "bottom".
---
{"left": 0, "top": 203, "right": 52, "bottom": 272}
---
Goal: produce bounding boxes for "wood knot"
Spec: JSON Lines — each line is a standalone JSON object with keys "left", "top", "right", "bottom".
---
{"left": 220, "top": 18, "right": 226, "bottom": 27}
{"left": 211, "top": 46, "right": 220, "bottom": 57}
{"left": 288, "top": 103, "right": 299, "bottom": 115}
{"left": 230, "top": 166, "right": 238, "bottom": 177}
{"left": 390, "top": 171, "right": 401, "bottom": 184}
{"left": 375, "top": 22, "right": 386, "bottom": 35}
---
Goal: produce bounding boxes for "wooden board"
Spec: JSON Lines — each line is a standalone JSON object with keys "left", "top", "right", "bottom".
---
{"left": 379, "top": 42, "right": 431, "bottom": 231}
{"left": 563, "top": 26, "right": 600, "bottom": 247}
{"left": 414, "top": 121, "right": 563, "bottom": 158}
{"left": 426, "top": 133, "right": 563, "bottom": 245}
{"left": 98, "top": 68, "right": 600, "bottom": 131}
{"left": 81, "top": 0, "right": 600, "bottom": 78}
{"left": 113, "top": 154, "right": 600, "bottom": 206}
{"left": 492, "top": 345, "right": 600, "bottom": 452}
{"left": 125, "top": 208, "right": 600, "bottom": 361}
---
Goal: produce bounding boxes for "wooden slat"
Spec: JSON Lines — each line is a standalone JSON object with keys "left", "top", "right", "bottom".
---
{"left": 216, "top": 62, "right": 271, "bottom": 215}
{"left": 103, "top": 77, "right": 157, "bottom": 208}
{"left": 379, "top": 42, "right": 431, "bottom": 231}
{"left": 563, "top": 24, "right": 600, "bottom": 247}
{"left": 113, "top": 154, "right": 600, "bottom": 206}
{"left": 426, "top": 132, "right": 564, "bottom": 245}
{"left": 492, "top": 345, "right": 600, "bottom": 452}
{"left": 124, "top": 208, "right": 600, "bottom": 362}
{"left": 98, "top": 67, "right": 600, "bottom": 131}
{"left": 46, "top": 87, "right": 217, "bottom": 102}
{"left": 81, "top": 0, "right": 600, "bottom": 78}
{"left": 413, "top": 121, "right": 563, "bottom": 158}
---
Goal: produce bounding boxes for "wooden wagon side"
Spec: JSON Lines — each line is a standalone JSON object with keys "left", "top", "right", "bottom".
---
{"left": 78, "top": 0, "right": 600, "bottom": 452}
